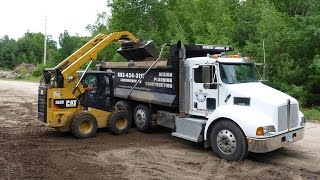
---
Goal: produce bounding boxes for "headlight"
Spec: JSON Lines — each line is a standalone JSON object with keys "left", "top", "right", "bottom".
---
{"left": 300, "top": 117, "right": 306, "bottom": 126}
{"left": 67, "top": 75, "right": 74, "bottom": 83}
{"left": 256, "top": 125, "right": 276, "bottom": 136}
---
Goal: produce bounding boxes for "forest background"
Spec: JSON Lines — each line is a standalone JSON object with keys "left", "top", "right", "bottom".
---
{"left": 1, "top": 0, "right": 320, "bottom": 111}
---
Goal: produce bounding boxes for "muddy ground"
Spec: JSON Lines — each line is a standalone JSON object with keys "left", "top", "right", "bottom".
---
{"left": 0, "top": 80, "right": 319, "bottom": 179}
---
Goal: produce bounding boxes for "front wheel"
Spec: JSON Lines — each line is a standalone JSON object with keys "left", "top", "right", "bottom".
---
{"left": 210, "top": 120, "right": 248, "bottom": 161}
{"left": 71, "top": 113, "right": 98, "bottom": 139}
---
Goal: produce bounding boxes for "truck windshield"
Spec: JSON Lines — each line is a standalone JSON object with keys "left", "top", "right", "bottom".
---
{"left": 220, "top": 63, "right": 259, "bottom": 84}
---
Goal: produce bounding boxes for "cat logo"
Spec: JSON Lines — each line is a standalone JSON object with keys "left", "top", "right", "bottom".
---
{"left": 66, "top": 100, "right": 77, "bottom": 108}
{"left": 53, "top": 99, "right": 78, "bottom": 109}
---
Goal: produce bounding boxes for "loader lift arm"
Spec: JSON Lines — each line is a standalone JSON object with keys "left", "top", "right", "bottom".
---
{"left": 56, "top": 31, "right": 138, "bottom": 73}
{"left": 43, "top": 31, "right": 138, "bottom": 97}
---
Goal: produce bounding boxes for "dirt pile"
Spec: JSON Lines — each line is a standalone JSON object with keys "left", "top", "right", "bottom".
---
{"left": 12, "top": 63, "right": 35, "bottom": 74}
{"left": 0, "top": 63, "right": 36, "bottom": 79}
{"left": 0, "top": 70, "right": 21, "bottom": 79}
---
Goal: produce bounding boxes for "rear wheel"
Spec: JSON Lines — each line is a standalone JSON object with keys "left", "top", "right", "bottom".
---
{"left": 108, "top": 110, "right": 131, "bottom": 135}
{"left": 134, "top": 104, "right": 151, "bottom": 132}
{"left": 71, "top": 113, "right": 98, "bottom": 139}
{"left": 210, "top": 120, "right": 248, "bottom": 161}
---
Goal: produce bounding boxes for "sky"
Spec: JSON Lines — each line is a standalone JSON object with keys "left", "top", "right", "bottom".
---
{"left": 0, "top": 0, "right": 108, "bottom": 42}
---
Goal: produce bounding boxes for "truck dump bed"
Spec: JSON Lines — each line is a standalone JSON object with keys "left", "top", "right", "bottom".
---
{"left": 100, "top": 60, "right": 179, "bottom": 107}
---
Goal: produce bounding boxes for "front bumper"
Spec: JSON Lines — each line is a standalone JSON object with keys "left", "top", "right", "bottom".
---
{"left": 247, "top": 127, "right": 304, "bottom": 153}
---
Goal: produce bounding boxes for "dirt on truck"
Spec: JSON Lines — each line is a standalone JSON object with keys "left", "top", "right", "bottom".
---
{"left": 0, "top": 79, "right": 319, "bottom": 179}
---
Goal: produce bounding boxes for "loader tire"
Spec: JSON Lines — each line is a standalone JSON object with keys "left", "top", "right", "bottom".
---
{"left": 115, "top": 101, "right": 132, "bottom": 120}
{"left": 210, "top": 120, "right": 248, "bottom": 161}
{"left": 108, "top": 110, "right": 131, "bottom": 135}
{"left": 71, "top": 113, "right": 98, "bottom": 139}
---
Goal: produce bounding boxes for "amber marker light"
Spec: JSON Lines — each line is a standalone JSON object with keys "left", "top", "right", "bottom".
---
{"left": 247, "top": 139, "right": 254, "bottom": 144}
{"left": 256, "top": 127, "right": 264, "bottom": 136}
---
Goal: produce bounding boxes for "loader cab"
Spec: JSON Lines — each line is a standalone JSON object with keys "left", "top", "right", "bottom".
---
{"left": 79, "top": 71, "right": 115, "bottom": 111}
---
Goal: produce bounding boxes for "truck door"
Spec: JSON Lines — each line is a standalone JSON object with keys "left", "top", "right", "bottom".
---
{"left": 191, "top": 65, "right": 218, "bottom": 116}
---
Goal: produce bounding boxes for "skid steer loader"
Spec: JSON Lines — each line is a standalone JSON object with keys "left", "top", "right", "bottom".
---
{"left": 37, "top": 31, "right": 156, "bottom": 138}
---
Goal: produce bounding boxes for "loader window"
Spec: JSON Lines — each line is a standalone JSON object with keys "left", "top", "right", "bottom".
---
{"left": 80, "top": 73, "right": 112, "bottom": 111}
{"left": 83, "top": 75, "right": 97, "bottom": 89}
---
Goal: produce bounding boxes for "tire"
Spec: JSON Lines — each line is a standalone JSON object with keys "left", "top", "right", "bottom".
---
{"left": 210, "top": 120, "right": 248, "bottom": 161}
{"left": 108, "top": 109, "right": 132, "bottom": 135}
{"left": 71, "top": 113, "right": 98, "bottom": 139}
{"left": 115, "top": 101, "right": 132, "bottom": 120}
{"left": 133, "top": 104, "right": 151, "bottom": 132}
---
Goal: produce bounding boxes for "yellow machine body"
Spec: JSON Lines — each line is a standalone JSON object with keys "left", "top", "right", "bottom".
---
{"left": 38, "top": 31, "right": 138, "bottom": 135}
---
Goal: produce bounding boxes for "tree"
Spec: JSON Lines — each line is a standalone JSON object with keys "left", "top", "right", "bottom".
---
{"left": 56, "top": 30, "right": 90, "bottom": 65}
{"left": 90, "top": 0, "right": 318, "bottom": 106}
{"left": 0, "top": 35, "right": 17, "bottom": 68}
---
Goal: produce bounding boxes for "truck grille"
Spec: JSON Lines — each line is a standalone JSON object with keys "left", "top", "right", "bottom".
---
{"left": 278, "top": 104, "right": 299, "bottom": 132}
{"left": 38, "top": 86, "right": 47, "bottom": 123}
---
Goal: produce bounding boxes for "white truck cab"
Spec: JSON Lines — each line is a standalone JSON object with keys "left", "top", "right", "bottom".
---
{"left": 174, "top": 54, "right": 305, "bottom": 160}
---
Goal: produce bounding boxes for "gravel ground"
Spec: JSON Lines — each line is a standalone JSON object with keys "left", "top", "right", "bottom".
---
{"left": 0, "top": 80, "right": 319, "bottom": 179}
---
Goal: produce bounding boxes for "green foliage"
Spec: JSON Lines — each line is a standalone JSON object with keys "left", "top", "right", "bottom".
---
{"left": 1, "top": 0, "right": 320, "bottom": 108}
{"left": 0, "top": 33, "right": 58, "bottom": 69}
{"left": 7, "top": 76, "right": 41, "bottom": 82}
{"left": 0, "top": 30, "right": 91, "bottom": 70}
{"left": 0, "top": 35, "right": 18, "bottom": 68}
{"left": 301, "top": 107, "right": 320, "bottom": 121}
{"left": 32, "top": 64, "right": 47, "bottom": 77}
{"left": 84, "top": 0, "right": 320, "bottom": 107}
{"left": 57, "top": 31, "right": 90, "bottom": 61}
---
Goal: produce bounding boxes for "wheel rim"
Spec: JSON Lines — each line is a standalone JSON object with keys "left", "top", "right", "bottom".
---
{"left": 79, "top": 120, "right": 93, "bottom": 134}
{"left": 216, "top": 129, "right": 236, "bottom": 154}
{"left": 115, "top": 118, "right": 128, "bottom": 130}
{"left": 135, "top": 109, "right": 146, "bottom": 127}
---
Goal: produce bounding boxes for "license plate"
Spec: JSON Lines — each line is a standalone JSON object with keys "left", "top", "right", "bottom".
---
{"left": 286, "top": 132, "right": 293, "bottom": 142}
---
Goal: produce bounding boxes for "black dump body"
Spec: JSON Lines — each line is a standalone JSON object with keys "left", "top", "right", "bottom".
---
{"left": 99, "top": 42, "right": 233, "bottom": 108}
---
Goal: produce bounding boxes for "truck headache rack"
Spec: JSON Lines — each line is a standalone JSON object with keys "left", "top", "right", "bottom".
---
{"left": 174, "top": 44, "right": 234, "bottom": 59}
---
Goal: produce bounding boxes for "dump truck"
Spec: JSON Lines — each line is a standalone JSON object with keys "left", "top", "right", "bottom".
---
{"left": 97, "top": 41, "right": 306, "bottom": 160}
{"left": 37, "top": 31, "right": 153, "bottom": 138}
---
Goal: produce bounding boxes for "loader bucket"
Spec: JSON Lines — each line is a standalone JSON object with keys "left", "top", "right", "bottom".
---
{"left": 117, "top": 40, "right": 158, "bottom": 61}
